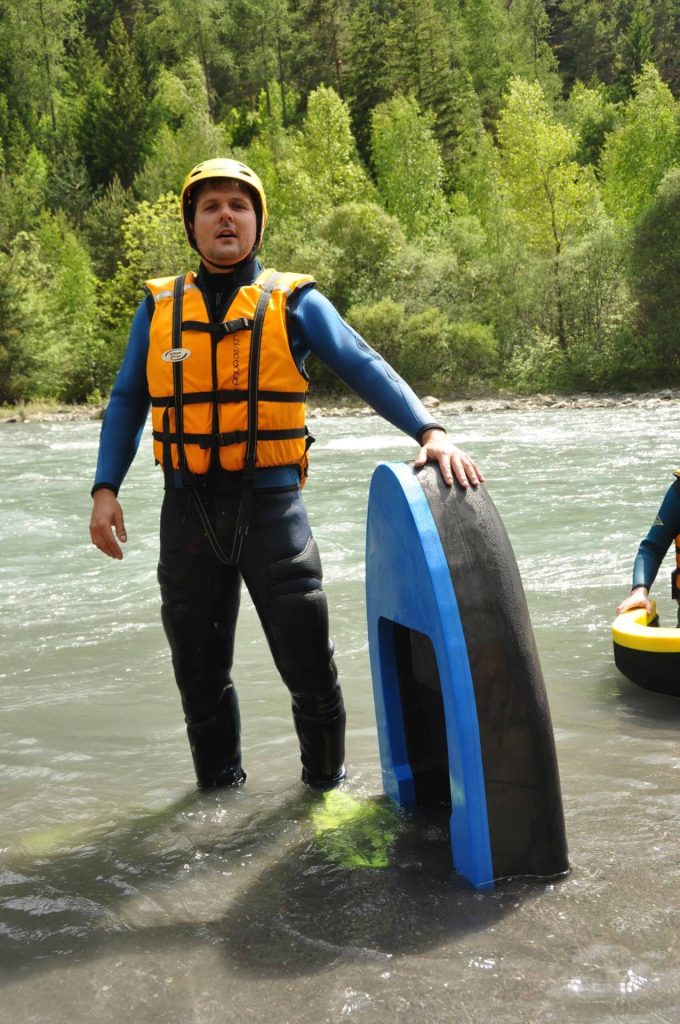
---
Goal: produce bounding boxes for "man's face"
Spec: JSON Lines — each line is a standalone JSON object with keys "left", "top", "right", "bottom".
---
{"left": 191, "top": 180, "right": 258, "bottom": 269}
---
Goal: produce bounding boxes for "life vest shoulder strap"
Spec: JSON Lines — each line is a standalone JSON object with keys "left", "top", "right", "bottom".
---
{"left": 254, "top": 268, "right": 315, "bottom": 295}
{"left": 145, "top": 272, "right": 198, "bottom": 306}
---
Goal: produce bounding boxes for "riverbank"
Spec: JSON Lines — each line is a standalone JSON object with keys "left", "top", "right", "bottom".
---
{"left": 2, "top": 388, "right": 680, "bottom": 424}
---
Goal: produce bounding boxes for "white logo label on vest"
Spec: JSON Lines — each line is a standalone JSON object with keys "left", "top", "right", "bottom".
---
{"left": 162, "top": 348, "right": 192, "bottom": 363}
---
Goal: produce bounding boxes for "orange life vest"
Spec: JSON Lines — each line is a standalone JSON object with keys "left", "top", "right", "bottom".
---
{"left": 146, "top": 268, "right": 313, "bottom": 480}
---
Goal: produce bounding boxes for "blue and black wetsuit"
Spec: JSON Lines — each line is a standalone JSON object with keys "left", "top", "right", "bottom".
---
{"left": 93, "top": 259, "right": 441, "bottom": 494}
{"left": 631, "top": 473, "right": 680, "bottom": 593}
{"left": 93, "top": 258, "right": 445, "bottom": 790}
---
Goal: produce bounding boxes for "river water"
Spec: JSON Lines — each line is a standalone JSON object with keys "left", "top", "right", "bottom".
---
{"left": 1, "top": 405, "right": 679, "bottom": 1024}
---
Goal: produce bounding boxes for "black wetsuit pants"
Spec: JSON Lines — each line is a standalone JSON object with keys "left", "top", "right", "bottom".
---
{"left": 157, "top": 483, "right": 346, "bottom": 788}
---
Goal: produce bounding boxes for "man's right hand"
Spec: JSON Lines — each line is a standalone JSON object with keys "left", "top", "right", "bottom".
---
{"left": 616, "top": 586, "right": 653, "bottom": 617}
{"left": 90, "top": 488, "right": 127, "bottom": 560}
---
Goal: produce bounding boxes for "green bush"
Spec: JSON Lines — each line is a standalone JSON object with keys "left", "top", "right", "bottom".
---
{"left": 346, "top": 299, "right": 498, "bottom": 393}
{"left": 504, "top": 330, "right": 568, "bottom": 393}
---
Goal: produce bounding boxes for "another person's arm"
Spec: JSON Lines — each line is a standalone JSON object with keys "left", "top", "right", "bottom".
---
{"left": 89, "top": 300, "right": 152, "bottom": 559}
{"left": 616, "top": 477, "right": 680, "bottom": 614}
{"left": 289, "top": 288, "right": 484, "bottom": 487}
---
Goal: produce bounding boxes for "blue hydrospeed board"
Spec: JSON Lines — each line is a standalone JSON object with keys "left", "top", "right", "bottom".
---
{"left": 365, "top": 462, "right": 569, "bottom": 890}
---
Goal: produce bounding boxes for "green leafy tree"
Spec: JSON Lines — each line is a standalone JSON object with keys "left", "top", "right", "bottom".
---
{"left": 567, "top": 81, "right": 622, "bottom": 169}
{"left": 427, "top": 213, "right": 495, "bottom": 323}
{"left": 560, "top": 216, "right": 636, "bottom": 387}
{"left": 347, "top": 297, "right": 498, "bottom": 391}
{"left": 244, "top": 90, "right": 303, "bottom": 228}
{"left": 318, "top": 201, "right": 405, "bottom": 311}
{"left": 103, "top": 192, "right": 194, "bottom": 343}
{"left": 211, "top": 0, "right": 296, "bottom": 121}
{"left": 371, "top": 93, "right": 449, "bottom": 237}
{"left": 600, "top": 63, "right": 680, "bottom": 224}
{"left": 446, "top": 69, "right": 501, "bottom": 223}
{"left": 288, "top": 86, "right": 373, "bottom": 225}
{"left": 144, "top": 0, "right": 233, "bottom": 117}
{"left": 0, "top": 145, "right": 48, "bottom": 250}
{"left": 0, "top": 251, "right": 36, "bottom": 403}
{"left": 83, "top": 0, "right": 141, "bottom": 51}
{"left": 134, "top": 59, "right": 230, "bottom": 200}
{"left": 629, "top": 166, "right": 680, "bottom": 376}
{"left": 498, "top": 77, "right": 600, "bottom": 348}
{"left": 651, "top": 0, "right": 680, "bottom": 96}
{"left": 44, "top": 135, "right": 91, "bottom": 225}
{"left": 6, "top": 213, "right": 104, "bottom": 401}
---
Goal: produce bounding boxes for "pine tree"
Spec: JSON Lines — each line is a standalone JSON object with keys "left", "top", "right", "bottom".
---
{"left": 457, "top": 0, "right": 513, "bottom": 124}
{"left": 546, "top": 0, "right": 619, "bottom": 92}
{"left": 616, "top": 0, "right": 654, "bottom": 92}
{"left": 288, "top": 0, "right": 349, "bottom": 97}
{"left": 345, "top": 0, "right": 394, "bottom": 162}
{"left": 507, "top": 0, "right": 561, "bottom": 100}
{"left": 0, "top": 0, "right": 79, "bottom": 142}
{"left": 77, "top": 13, "right": 151, "bottom": 189}
{"left": 650, "top": 0, "right": 680, "bottom": 96}
{"left": 386, "top": 0, "right": 462, "bottom": 169}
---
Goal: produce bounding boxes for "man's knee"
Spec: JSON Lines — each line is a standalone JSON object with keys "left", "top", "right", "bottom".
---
{"left": 267, "top": 535, "right": 323, "bottom": 596}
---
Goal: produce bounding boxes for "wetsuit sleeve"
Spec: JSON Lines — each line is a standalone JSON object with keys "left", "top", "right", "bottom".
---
{"left": 631, "top": 479, "right": 680, "bottom": 591}
{"left": 288, "top": 287, "right": 443, "bottom": 442}
{"left": 91, "top": 299, "right": 152, "bottom": 496}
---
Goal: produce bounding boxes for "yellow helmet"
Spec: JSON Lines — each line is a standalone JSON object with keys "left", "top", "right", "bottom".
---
{"left": 180, "top": 158, "right": 268, "bottom": 251}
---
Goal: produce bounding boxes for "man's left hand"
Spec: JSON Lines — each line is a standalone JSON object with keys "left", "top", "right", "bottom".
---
{"left": 413, "top": 428, "right": 484, "bottom": 488}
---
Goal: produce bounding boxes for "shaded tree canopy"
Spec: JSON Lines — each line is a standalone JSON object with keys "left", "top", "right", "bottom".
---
{"left": 3, "top": 0, "right": 680, "bottom": 402}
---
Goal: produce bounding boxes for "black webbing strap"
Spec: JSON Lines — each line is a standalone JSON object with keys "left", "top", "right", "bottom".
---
{"left": 171, "top": 275, "right": 189, "bottom": 483}
{"left": 152, "top": 426, "right": 307, "bottom": 447}
{"left": 230, "top": 270, "right": 281, "bottom": 563}
{"left": 190, "top": 271, "right": 281, "bottom": 566}
{"left": 152, "top": 388, "right": 306, "bottom": 408}
{"left": 180, "top": 317, "right": 253, "bottom": 340}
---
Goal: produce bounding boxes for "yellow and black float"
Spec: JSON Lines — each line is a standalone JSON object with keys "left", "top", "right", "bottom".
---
{"left": 365, "top": 462, "right": 569, "bottom": 890}
{"left": 612, "top": 601, "right": 680, "bottom": 697}
{"left": 612, "top": 531, "right": 680, "bottom": 696}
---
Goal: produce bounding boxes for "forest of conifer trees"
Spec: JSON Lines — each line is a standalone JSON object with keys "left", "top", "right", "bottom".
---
{"left": 2, "top": 0, "right": 680, "bottom": 404}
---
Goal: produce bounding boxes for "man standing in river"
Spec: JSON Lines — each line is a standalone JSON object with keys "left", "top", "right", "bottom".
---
{"left": 89, "top": 157, "right": 483, "bottom": 792}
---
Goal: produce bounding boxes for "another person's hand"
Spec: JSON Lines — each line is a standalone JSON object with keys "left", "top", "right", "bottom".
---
{"left": 616, "top": 586, "right": 653, "bottom": 616}
{"left": 90, "top": 488, "right": 127, "bottom": 560}
{"left": 414, "top": 428, "right": 484, "bottom": 488}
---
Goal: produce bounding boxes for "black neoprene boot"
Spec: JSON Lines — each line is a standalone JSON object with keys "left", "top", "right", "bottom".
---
{"left": 186, "top": 704, "right": 245, "bottom": 789}
{"left": 293, "top": 690, "right": 347, "bottom": 790}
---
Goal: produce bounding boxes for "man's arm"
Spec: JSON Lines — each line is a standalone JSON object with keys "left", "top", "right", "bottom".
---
{"left": 616, "top": 478, "right": 680, "bottom": 614}
{"left": 288, "top": 287, "right": 484, "bottom": 487}
{"left": 90, "top": 299, "right": 152, "bottom": 559}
